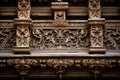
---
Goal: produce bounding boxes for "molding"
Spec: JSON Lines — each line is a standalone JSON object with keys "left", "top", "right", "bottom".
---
{"left": 0, "top": 7, "right": 119, "bottom": 17}
{"left": 0, "top": 58, "right": 120, "bottom": 79}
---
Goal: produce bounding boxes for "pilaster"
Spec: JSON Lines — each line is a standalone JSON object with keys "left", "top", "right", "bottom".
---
{"left": 88, "top": 0, "right": 106, "bottom": 54}
{"left": 14, "top": 0, "right": 32, "bottom": 54}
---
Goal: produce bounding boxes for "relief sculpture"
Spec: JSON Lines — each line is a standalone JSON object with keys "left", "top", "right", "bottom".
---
{"left": 89, "top": 0, "right": 101, "bottom": 18}
{"left": 16, "top": 25, "right": 30, "bottom": 47}
{"left": 0, "top": 28, "right": 15, "bottom": 49}
{"left": 104, "top": 25, "right": 120, "bottom": 49}
{"left": 18, "top": 0, "right": 31, "bottom": 19}
{"left": 91, "top": 25, "right": 103, "bottom": 47}
{"left": 31, "top": 28, "right": 89, "bottom": 49}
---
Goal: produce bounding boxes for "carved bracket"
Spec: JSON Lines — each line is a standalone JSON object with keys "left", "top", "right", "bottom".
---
{"left": 7, "top": 59, "right": 37, "bottom": 80}
{"left": 47, "top": 59, "right": 74, "bottom": 79}
{"left": 82, "top": 59, "right": 117, "bottom": 79}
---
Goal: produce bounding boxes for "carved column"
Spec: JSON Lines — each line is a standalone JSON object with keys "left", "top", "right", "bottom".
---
{"left": 14, "top": 0, "right": 32, "bottom": 54}
{"left": 51, "top": 0, "right": 68, "bottom": 27}
{"left": 88, "top": 0, "right": 106, "bottom": 54}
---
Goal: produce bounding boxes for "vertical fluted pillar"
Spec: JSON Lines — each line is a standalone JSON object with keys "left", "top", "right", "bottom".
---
{"left": 88, "top": 0, "right": 106, "bottom": 54}
{"left": 14, "top": 0, "right": 32, "bottom": 54}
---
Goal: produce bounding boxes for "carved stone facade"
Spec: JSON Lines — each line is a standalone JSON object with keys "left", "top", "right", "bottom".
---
{"left": 0, "top": 0, "right": 120, "bottom": 80}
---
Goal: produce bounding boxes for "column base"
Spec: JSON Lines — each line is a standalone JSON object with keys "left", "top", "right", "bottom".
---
{"left": 89, "top": 46, "right": 106, "bottom": 54}
{"left": 14, "top": 47, "right": 30, "bottom": 54}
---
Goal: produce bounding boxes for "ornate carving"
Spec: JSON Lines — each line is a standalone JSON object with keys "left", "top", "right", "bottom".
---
{"left": 82, "top": 59, "right": 115, "bottom": 79}
{"left": 0, "top": 28, "right": 15, "bottom": 49}
{"left": 104, "top": 22, "right": 120, "bottom": 49}
{"left": 32, "top": 29, "right": 44, "bottom": 49}
{"left": 53, "top": 11, "right": 68, "bottom": 27}
{"left": 16, "top": 25, "right": 30, "bottom": 47}
{"left": 18, "top": 0, "right": 31, "bottom": 19}
{"left": 89, "top": 0, "right": 101, "bottom": 18}
{"left": 51, "top": 1, "right": 68, "bottom": 27}
{"left": 7, "top": 59, "right": 38, "bottom": 76}
{"left": 90, "top": 25, "right": 103, "bottom": 47}
{"left": 0, "top": 58, "right": 119, "bottom": 80}
{"left": 31, "top": 28, "right": 89, "bottom": 49}
{"left": 88, "top": 19, "right": 105, "bottom": 53}
{"left": 47, "top": 59, "right": 74, "bottom": 79}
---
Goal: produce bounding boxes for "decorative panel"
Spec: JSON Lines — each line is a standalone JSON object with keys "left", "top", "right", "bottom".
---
{"left": 0, "top": 21, "right": 15, "bottom": 49}
{"left": 0, "top": 28, "right": 15, "bottom": 49}
{"left": 30, "top": 27, "right": 89, "bottom": 49}
{"left": 104, "top": 21, "right": 120, "bottom": 49}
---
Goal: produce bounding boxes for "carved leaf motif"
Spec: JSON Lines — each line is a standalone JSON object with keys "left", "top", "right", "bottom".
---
{"left": 90, "top": 25, "right": 103, "bottom": 47}
{"left": 104, "top": 27, "right": 120, "bottom": 49}
{"left": 0, "top": 28, "right": 15, "bottom": 49}
{"left": 31, "top": 29, "right": 89, "bottom": 49}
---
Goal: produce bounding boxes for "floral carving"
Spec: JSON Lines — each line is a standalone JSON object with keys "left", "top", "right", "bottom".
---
{"left": 18, "top": 0, "right": 31, "bottom": 19}
{"left": 104, "top": 23, "right": 120, "bottom": 49}
{"left": 32, "top": 29, "right": 44, "bottom": 49}
{"left": 0, "top": 28, "right": 15, "bottom": 49}
{"left": 89, "top": 0, "right": 101, "bottom": 18}
{"left": 16, "top": 25, "right": 30, "bottom": 47}
{"left": 31, "top": 28, "right": 89, "bottom": 49}
{"left": 90, "top": 25, "right": 103, "bottom": 47}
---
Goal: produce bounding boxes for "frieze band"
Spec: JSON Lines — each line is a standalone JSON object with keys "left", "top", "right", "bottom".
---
{"left": 0, "top": 58, "right": 120, "bottom": 79}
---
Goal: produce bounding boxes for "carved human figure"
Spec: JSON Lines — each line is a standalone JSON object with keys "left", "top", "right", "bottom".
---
{"left": 18, "top": 0, "right": 31, "bottom": 19}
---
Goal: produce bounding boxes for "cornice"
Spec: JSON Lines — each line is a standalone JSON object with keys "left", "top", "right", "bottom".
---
{"left": 0, "top": 58, "right": 120, "bottom": 79}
